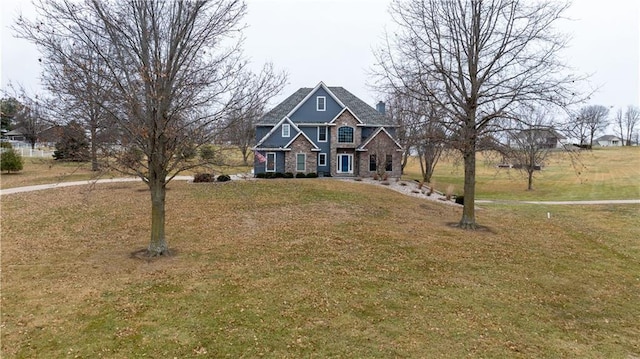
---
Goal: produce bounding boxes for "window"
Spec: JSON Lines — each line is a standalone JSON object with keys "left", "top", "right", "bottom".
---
{"left": 337, "top": 126, "right": 354, "bottom": 143}
{"left": 281, "top": 124, "right": 290, "bottom": 138}
{"left": 317, "top": 96, "right": 326, "bottom": 111}
{"left": 296, "top": 153, "right": 306, "bottom": 172}
{"left": 318, "top": 153, "right": 327, "bottom": 166}
{"left": 369, "top": 154, "right": 377, "bottom": 171}
{"left": 385, "top": 154, "right": 393, "bottom": 171}
{"left": 266, "top": 152, "right": 276, "bottom": 172}
{"left": 318, "top": 126, "right": 327, "bottom": 142}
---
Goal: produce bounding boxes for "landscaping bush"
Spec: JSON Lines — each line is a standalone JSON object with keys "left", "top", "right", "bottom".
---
{"left": 274, "top": 172, "right": 284, "bottom": 178}
{"left": 0, "top": 149, "right": 23, "bottom": 173}
{"left": 306, "top": 172, "right": 318, "bottom": 178}
{"left": 199, "top": 144, "right": 216, "bottom": 160}
{"left": 283, "top": 172, "right": 294, "bottom": 178}
{"left": 264, "top": 172, "right": 275, "bottom": 179}
{"left": 217, "top": 174, "right": 231, "bottom": 182}
{"left": 255, "top": 173, "right": 266, "bottom": 179}
{"left": 296, "top": 172, "right": 306, "bottom": 178}
{"left": 193, "top": 173, "right": 214, "bottom": 183}
{"left": 455, "top": 196, "right": 464, "bottom": 205}
{"left": 0, "top": 141, "right": 13, "bottom": 149}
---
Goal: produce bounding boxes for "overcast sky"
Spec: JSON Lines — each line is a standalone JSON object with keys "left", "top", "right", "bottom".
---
{"left": 2, "top": 0, "right": 639, "bottom": 114}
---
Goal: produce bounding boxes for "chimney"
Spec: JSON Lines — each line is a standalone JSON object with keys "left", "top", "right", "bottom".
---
{"left": 376, "top": 101, "right": 386, "bottom": 115}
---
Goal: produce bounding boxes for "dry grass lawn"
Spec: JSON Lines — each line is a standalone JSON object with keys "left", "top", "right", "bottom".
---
{"left": 1, "top": 179, "right": 638, "bottom": 358}
{"left": 403, "top": 146, "right": 640, "bottom": 201}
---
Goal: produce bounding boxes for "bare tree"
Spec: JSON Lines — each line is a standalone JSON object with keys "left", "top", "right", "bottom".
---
{"left": 616, "top": 106, "right": 639, "bottom": 146}
{"left": 217, "top": 65, "right": 287, "bottom": 166}
{"left": 374, "top": 0, "right": 581, "bottom": 229}
{"left": 574, "top": 105, "right": 609, "bottom": 148}
{"left": 40, "top": 36, "right": 117, "bottom": 171}
{"left": 16, "top": 0, "right": 255, "bottom": 256}
{"left": 503, "top": 108, "right": 559, "bottom": 190}
{"left": 13, "top": 92, "right": 49, "bottom": 149}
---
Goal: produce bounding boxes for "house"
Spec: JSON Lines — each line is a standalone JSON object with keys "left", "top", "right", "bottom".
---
{"left": 511, "top": 128, "right": 567, "bottom": 149}
{"left": 595, "top": 135, "right": 623, "bottom": 147}
{"left": 4, "top": 128, "right": 26, "bottom": 142}
{"left": 253, "top": 82, "right": 402, "bottom": 178}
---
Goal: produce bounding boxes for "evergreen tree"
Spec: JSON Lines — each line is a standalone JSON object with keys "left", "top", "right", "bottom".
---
{"left": 53, "top": 121, "right": 90, "bottom": 162}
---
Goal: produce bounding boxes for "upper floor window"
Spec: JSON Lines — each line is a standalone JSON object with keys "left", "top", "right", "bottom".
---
{"left": 337, "top": 126, "right": 354, "bottom": 143}
{"left": 318, "top": 126, "right": 327, "bottom": 142}
{"left": 282, "top": 123, "right": 290, "bottom": 138}
{"left": 317, "top": 96, "right": 326, "bottom": 111}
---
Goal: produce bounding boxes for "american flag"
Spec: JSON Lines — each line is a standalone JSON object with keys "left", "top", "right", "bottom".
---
{"left": 255, "top": 152, "right": 267, "bottom": 163}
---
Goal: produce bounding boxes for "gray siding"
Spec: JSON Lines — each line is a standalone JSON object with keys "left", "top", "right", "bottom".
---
{"left": 289, "top": 87, "right": 342, "bottom": 123}
{"left": 258, "top": 123, "right": 299, "bottom": 148}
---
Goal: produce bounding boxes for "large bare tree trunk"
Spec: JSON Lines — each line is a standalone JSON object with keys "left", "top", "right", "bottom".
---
{"left": 459, "top": 148, "right": 476, "bottom": 229}
{"left": 149, "top": 181, "right": 168, "bottom": 255}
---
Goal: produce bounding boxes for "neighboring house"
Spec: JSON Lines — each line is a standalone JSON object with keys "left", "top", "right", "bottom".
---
{"left": 511, "top": 128, "right": 567, "bottom": 149}
{"left": 595, "top": 135, "right": 623, "bottom": 147}
{"left": 253, "top": 82, "right": 402, "bottom": 177}
{"left": 4, "top": 128, "right": 26, "bottom": 142}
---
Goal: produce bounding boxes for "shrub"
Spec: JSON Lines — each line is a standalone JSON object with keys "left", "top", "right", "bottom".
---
{"left": 199, "top": 144, "right": 216, "bottom": 160}
{"left": 255, "top": 172, "right": 266, "bottom": 179}
{"left": 217, "top": 174, "right": 231, "bottom": 182}
{"left": 53, "top": 121, "right": 90, "bottom": 162}
{"left": 373, "top": 173, "right": 379, "bottom": 181}
{"left": 455, "top": 195, "right": 464, "bottom": 205}
{"left": 0, "top": 141, "right": 13, "bottom": 149}
{"left": 193, "top": 173, "right": 214, "bottom": 183}
{"left": 264, "top": 172, "right": 275, "bottom": 179}
{"left": 274, "top": 172, "right": 284, "bottom": 178}
{"left": 0, "top": 149, "right": 23, "bottom": 173}
{"left": 295, "top": 172, "right": 306, "bottom": 178}
{"left": 306, "top": 172, "right": 317, "bottom": 178}
{"left": 283, "top": 172, "right": 294, "bottom": 178}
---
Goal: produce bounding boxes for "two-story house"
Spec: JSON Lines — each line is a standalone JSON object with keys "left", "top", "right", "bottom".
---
{"left": 253, "top": 82, "right": 402, "bottom": 178}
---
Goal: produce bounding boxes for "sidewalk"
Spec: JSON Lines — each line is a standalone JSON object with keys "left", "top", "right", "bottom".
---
{"left": 2, "top": 177, "right": 639, "bottom": 205}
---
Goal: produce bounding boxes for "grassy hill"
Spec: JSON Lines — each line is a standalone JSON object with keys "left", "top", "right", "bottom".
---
{"left": 403, "top": 146, "right": 640, "bottom": 201}
{"left": 1, "top": 179, "right": 638, "bottom": 358}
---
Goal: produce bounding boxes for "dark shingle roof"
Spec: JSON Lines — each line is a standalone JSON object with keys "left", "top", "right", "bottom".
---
{"left": 257, "top": 88, "right": 312, "bottom": 125}
{"left": 257, "top": 86, "right": 391, "bottom": 126}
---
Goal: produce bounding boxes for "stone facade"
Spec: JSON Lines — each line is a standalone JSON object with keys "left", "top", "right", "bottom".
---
{"left": 284, "top": 135, "right": 318, "bottom": 174}
{"left": 357, "top": 131, "right": 402, "bottom": 178}
{"left": 330, "top": 110, "right": 362, "bottom": 177}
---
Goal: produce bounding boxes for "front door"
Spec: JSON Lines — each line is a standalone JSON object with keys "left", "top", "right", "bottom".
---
{"left": 337, "top": 154, "right": 353, "bottom": 174}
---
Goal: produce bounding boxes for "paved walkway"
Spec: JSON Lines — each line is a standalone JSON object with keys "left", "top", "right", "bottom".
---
{"left": 1, "top": 177, "right": 638, "bottom": 206}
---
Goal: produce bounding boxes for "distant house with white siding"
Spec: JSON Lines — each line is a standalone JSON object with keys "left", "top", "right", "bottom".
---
{"left": 595, "top": 135, "right": 623, "bottom": 147}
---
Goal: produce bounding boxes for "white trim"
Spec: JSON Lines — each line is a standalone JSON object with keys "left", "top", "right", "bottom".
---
{"left": 328, "top": 107, "right": 364, "bottom": 124}
{"left": 318, "top": 153, "right": 327, "bottom": 166}
{"left": 266, "top": 152, "right": 276, "bottom": 172}
{"left": 296, "top": 153, "right": 306, "bottom": 172}
{"left": 336, "top": 154, "right": 353, "bottom": 174}
{"left": 358, "top": 127, "right": 403, "bottom": 150}
{"left": 282, "top": 123, "right": 290, "bottom": 137}
{"left": 255, "top": 117, "right": 301, "bottom": 148}
{"left": 317, "top": 126, "right": 327, "bottom": 142}
{"left": 283, "top": 131, "right": 321, "bottom": 151}
{"left": 285, "top": 81, "right": 345, "bottom": 119}
{"left": 316, "top": 96, "right": 326, "bottom": 111}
